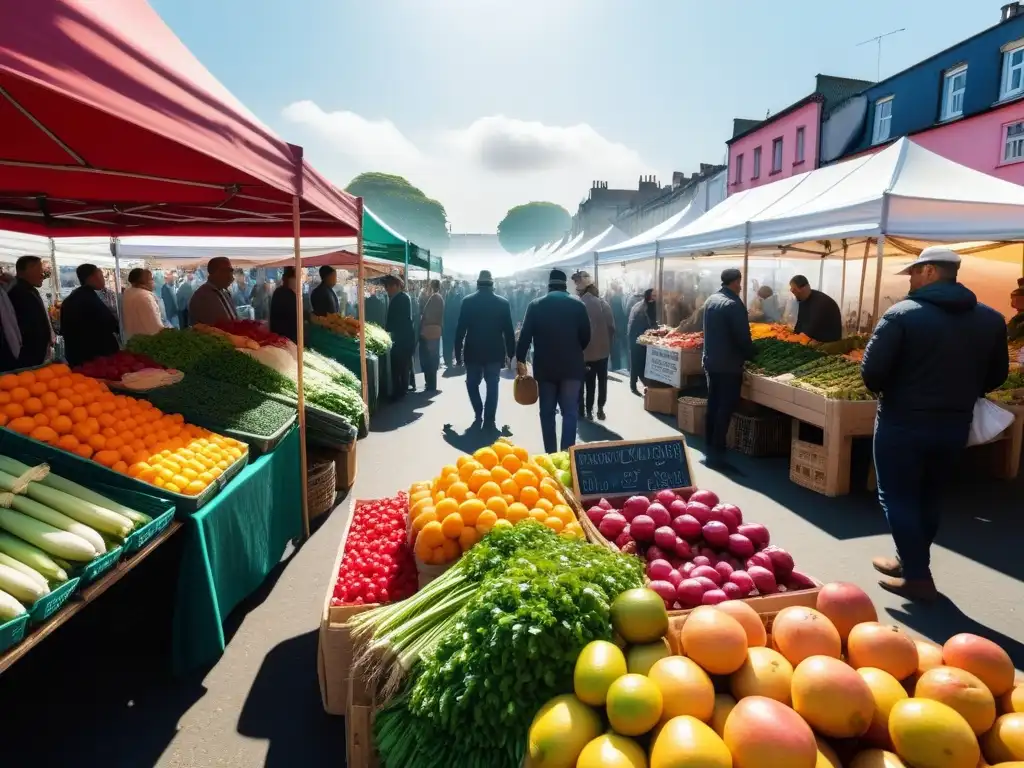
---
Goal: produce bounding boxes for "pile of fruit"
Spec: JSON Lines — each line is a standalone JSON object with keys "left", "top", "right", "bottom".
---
{"left": 72, "top": 351, "right": 167, "bottom": 382}
{"left": 330, "top": 493, "right": 417, "bottom": 607}
{"left": 0, "top": 364, "right": 246, "bottom": 496}
{"left": 311, "top": 314, "right": 393, "bottom": 356}
{"left": 527, "top": 582, "right": 1024, "bottom": 768}
{"left": 584, "top": 488, "right": 815, "bottom": 609}
{"left": 214, "top": 318, "right": 290, "bottom": 348}
{"left": 789, "top": 356, "right": 874, "bottom": 401}
{"left": 407, "top": 440, "right": 583, "bottom": 566}
{"left": 750, "top": 323, "right": 814, "bottom": 345}
{"left": 537, "top": 450, "right": 573, "bottom": 488}
{"left": 637, "top": 328, "right": 704, "bottom": 351}
{"left": 192, "top": 323, "right": 260, "bottom": 350}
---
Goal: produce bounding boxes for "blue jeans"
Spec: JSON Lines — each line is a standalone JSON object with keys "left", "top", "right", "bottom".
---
{"left": 466, "top": 362, "right": 501, "bottom": 423}
{"left": 873, "top": 416, "right": 969, "bottom": 580}
{"left": 538, "top": 379, "right": 583, "bottom": 453}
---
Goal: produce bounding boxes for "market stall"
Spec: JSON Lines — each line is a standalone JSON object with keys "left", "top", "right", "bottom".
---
{"left": 0, "top": 0, "right": 362, "bottom": 672}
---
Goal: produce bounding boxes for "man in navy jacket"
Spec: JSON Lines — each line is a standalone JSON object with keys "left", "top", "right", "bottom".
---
{"left": 701, "top": 268, "right": 755, "bottom": 468}
{"left": 455, "top": 270, "right": 515, "bottom": 429}
{"left": 861, "top": 247, "right": 1007, "bottom": 601}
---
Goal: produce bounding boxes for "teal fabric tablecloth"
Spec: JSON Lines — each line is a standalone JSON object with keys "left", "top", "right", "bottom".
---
{"left": 173, "top": 426, "right": 302, "bottom": 672}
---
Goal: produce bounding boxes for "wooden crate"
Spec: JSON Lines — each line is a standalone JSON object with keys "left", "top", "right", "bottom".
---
{"left": 790, "top": 426, "right": 829, "bottom": 494}
{"left": 337, "top": 440, "right": 358, "bottom": 492}
{"left": 644, "top": 386, "right": 680, "bottom": 415}
{"left": 676, "top": 396, "right": 707, "bottom": 436}
{"left": 346, "top": 702, "right": 380, "bottom": 768}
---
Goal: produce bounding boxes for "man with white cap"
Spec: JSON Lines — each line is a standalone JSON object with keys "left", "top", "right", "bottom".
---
{"left": 860, "top": 246, "right": 1008, "bottom": 601}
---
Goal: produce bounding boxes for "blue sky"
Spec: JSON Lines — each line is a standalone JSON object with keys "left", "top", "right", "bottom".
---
{"left": 152, "top": 0, "right": 1009, "bottom": 233}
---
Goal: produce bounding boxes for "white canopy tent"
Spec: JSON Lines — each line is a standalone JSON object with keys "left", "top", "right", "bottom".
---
{"left": 596, "top": 201, "right": 703, "bottom": 265}
{"left": 526, "top": 225, "right": 629, "bottom": 272}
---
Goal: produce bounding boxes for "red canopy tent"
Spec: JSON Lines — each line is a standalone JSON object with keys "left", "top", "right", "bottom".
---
{"left": 0, "top": 0, "right": 368, "bottom": 535}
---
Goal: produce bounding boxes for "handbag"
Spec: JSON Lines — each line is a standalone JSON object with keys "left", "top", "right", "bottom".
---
{"left": 514, "top": 372, "right": 539, "bottom": 405}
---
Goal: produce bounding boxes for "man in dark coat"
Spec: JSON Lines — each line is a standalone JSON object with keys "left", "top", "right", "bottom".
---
{"left": 6, "top": 256, "right": 52, "bottom": 368}
{"left": 269, "top": 267, "right": 299, "bottom": 344}
{"left": 790, "top": 274, "right": 842, "bottom": 342}
{"left": 702, "top": 268, "right": 755, "bottom": 469}
{"left": 60, "top": 263, "right": 121, "bottom": 367}
{"left": 860, "top": 247, "right": 1008, "bottom": 601}
{"left": 455, "top": 270, "right": 515, "bottom": 429}
{"left": 384, "top": 275, "right": 415, "bottom": 400}
{"left": 311, "top": 265, "right": 340, "bottom": 316}
{"left": 515, "top": 269, "right": 591, "bottom": 453}
{"left": 442, "top": 279, "right": 463, "bottom": 367}
{"left": 627, "top": 289, "right": 657, "bottom": 394}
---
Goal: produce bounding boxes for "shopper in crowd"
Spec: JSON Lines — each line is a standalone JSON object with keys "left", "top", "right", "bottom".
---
{"left": 516, "top": 269, "right": 590, "bottom": 453}
{"left": 790, "top": 274, "right": 842, "bottom": 342}
{"left": 1008, "top": 277, "right": 1024, "bottom": 341}
{"left": 122, "top": 268, "right": 167, "bottom": 341}
{"left": 749, "top": 285, "right": 783, "bottom": 323}
{"left": 60, "top": 264, "right": 121, "bottom": 366}
{"left": 607, "top": 283, "right": 628, "bottom": 371}
{"left": 0, "top": 276, "right": 21, "bottom": 372}
{"left": 702, "top": 268, "right": 756, "bottom": 471}
{"left": 861, "top": 247, "right": 1008, "bottom": 602}
{"left": 249, "top": 278, "right": 270, "bottom": 321}
{"left": 383, "top": 275, "right": 415, "bottom": 400}
{"left": 578, "top": 283, "right": 615, "bottom": 421}
{"left": 176, "top": 271, "right": 194, "bottom": 329}
{"left": 455, "top": 270, "right": 515, "bottom": 429}
{"left": 269, "top": 267, "right": 299, "bottom": 344}
{"left": 311, "top": 265, "right": 340, "bottom": 316}
{"left": 442, "top": 279, "right": 464, "bottom": 367}
{"left": 231, "top": 268, "right": 250, "bottom": 309}
{"left": 419, "top": 279, "right": 445, "bottom": 392}
{"left": 158, "top": 271, "right": 177, "bottom": 328}
{"left": 3, "top": 256, "right": 52, "bottom": 369}
{"left": 627, "top": 288, "right": 657, "bottom": 395}
{"left": 189, "top": 257, "right": 238, "bottom": 326}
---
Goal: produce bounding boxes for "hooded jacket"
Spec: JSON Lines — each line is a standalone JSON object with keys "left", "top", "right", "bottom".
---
{"left": 860, "top": 282, "right": 1008, "bottom": 426}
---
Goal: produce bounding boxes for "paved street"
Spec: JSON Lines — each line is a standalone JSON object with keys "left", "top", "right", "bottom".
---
{"left": 0, "top": 367, "right": 1020, "bottom": 767}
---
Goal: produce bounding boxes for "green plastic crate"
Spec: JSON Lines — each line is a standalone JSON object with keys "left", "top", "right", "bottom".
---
{"left": 29, "top": 577, "right": 79, "bottom": 625}
{"left": 122, "top": 508, "right": 175, "bottom": 554}
{"left": 0, "top": 612, "right": 28, "bottom": 654}
{"left": 75, "top": 545, "right": 122, "bottom": 586}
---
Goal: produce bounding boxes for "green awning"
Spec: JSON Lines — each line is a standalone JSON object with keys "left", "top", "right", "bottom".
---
{"left": 362, "top": 206, "right": 430, "bottom": 270}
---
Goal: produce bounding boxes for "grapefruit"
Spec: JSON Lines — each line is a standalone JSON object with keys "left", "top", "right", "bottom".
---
{"left": 858, "top": 666, "right": 909, "bottom": 748}
{"left": 730, "top": 646, "right": 794, "bottom": 704}
{"left": 815, "top": 582, "right": 878, "bottom": 642}
{"left": 574, "top": 640, "right": 628, "bottom": 706}
{"left": 792, "top": 655, "right": 874, "bottom": 738}
{"left": 943, "top": 634, "right": 1016, "bottom": 697}
{"left": 982, "top": 713, "right": 1024, "bottom": 763}
{"left": 647, "top": 655, "right": 715, "bottom": 724}
{"left": 888, "top": 698, "right": 980, "bottom": 768}
{"left": 815, "top": 735, "right": 842, "bottom": 768}
{"left": 709, "top": 693, "right": 736, "bottom": 737}
{"left": 627, "top": 638, "right": 672, "bottom": 675}
{"left": 723, "top": 695, "right": 818, "bottom": 768}
{"left": 679, "top": 606, "right": 748, "bottom": 675}
{"left": 848, "top": 750, "right": 908, "bottom": 767}
{"left": 846, "top": 623, "right": 919, "bottom": 681}
{"left": 576, "top": 733, "right": 647, "bottom": 768}
{"left": 915, "top": 666, "right": 997, "bottom": 735}
{"left": 771, "top": 606, "right": 841, "bottom": 665}
{"left": 714, "top": 600, "right": 767, "bottom": 647}
{"left": 606, "top": 673, "right": 664, "bottom": 736}
{"left": 651, "top": 716, "right": 732, "bottom": 768}
{"left": 526, "top": 693, "right": 602, "bottom": 768}
{"left": 612, "top": 588, "right": 669, "bottom": 644}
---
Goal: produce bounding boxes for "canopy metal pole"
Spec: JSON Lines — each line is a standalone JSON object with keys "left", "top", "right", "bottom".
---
{"left": 839, "top": 240, "right": 849, "bottom": 335}
{"left": 357, "top": 198, "right": 369, "bottom": 411}
{"left": 870, "top": 236, "right": 886, "bottom": 331}
{"left": 742, "top": 222, "right": 751, "bottom": 305}
{"left": 656, "top": 255, "right": 665, "bottom": 323}
{"left": 856, "top": 239, "right": 870, "bottom": 334}
{"left": 47, "top": 238, "right": 59, "bottom": 300}
{"left": 817, "top": 256, "right": 825, "bottom": 291}
{"left": 292, "top": 195, "right": 310, "bottom": 540}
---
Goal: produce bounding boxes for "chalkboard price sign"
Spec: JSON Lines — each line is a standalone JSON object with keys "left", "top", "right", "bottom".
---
{"left": 569, "top": 436, "right": 694, "bottom": 500}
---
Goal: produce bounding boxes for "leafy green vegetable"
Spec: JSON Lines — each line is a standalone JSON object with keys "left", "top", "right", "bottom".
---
{"left": 304, "top": 349, "right": 361, "bottom": 393}
{"left": 189, "top": 348, "right": 297, "bottom": 396}
{"left": 788, "top": 356, "right": 873, "bottom": 400}
{"left": 126, "top": 328, "right": 231, "bottom": 370}
{"left": 365, "top": 322, "right": 393, "bottom": 356}
{"left": 748, "top": 338, "right": 826, "bottom": 376}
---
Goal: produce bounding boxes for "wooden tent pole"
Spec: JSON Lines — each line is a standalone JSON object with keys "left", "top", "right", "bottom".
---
{"left": 839, "top": 240, "right": 848, "bottom": 334}
{"left": 856, "top": 239, "right": 871, "bottom": 334}
{"left": 357, "top": 198, "right": 369, "bottom": 412}
{"left": 293, "top": 195, "right": 310, "bottom": 540}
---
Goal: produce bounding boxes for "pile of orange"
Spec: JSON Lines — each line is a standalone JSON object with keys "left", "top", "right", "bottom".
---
{"left": 407, "top": 439, "right": 584, "bottom": 565}
{"left": 0, "top": 364, "right": 246, "bottom": 496}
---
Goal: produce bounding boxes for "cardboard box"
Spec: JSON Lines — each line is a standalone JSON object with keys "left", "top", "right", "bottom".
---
{"left": 336, "top": 440, "right": 358, "bottom": 492}
{"left": 645, "top": 386, "right": 680, "bottom": 415}
{"left": 677, "top": 397, "right": 707, "bottom": 435}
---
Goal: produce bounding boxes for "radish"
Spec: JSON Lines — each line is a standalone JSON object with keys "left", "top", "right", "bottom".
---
{"left": 673, "top": 538, "right": 692, "bottom": 559}
{"left": 647, "top": 503, "right": 671, "bottom": 528}
{"left": 654, "top": 526, "right": 677, "bottom": 551}
{"left": 586, "top": 506, "right": 607, "bottom": 525}
{"left": 630, "top": 515, "right": 656, "bottom": 542}
{"left": 761, "top": 546, "right": 794, "bottom": 578}
{"left": 701, "top": 589, "right": 728, "bottom": 605}
{"left": 615, "top": 531, "right": 633, "bottom": 548}
{"left": 785, "top": 570, "right": 817, "bottom": 590}
{"left": 693, "top": 576, "right": 719, "bottom": 592}
{"left": 691, "top": 565, "right": 723, "bottom": 586}
{"left": 598, "top": 498, "right": 613, "bottom": 510}
{"left": 676, "top": 578, "right": 706, "bottom": 606}
{"left": 666, "top": 569, "right": 684, "bottom": 588}
{"left": 696, "top": 546, "right": 718, "bottom": 564}
{"left": 622, "top": 496, "right": 650, "bottom": 521}
{"left": 680, "top": 561, "right": 695, "bottom": 576}
{"left": 714, "top": 504, "right": 741, "bottom": 532}
{"left": 655, "top": 489, "right": 678, "bottom": 507}
{"left": 729, "top": 570, "right": 756, "bottom": 595}
{"left": 746, "top": 552, "right": 774, "bottom": 572}
{"left": 668, "top": 499, "right": 688, "bottom": 519}
{"left": 686, "top": 502, "right": 713, "bottom": 525}
{"left": 720, "top": 582, "right": 744, "bottom": 600}
{"left": 727, "top": 533, "right": 755, "bottom": 559}
{"left": 689, "top": 489, "right": 720, "bottom": 507}
{"left": 649, "top": 580, "right": 678, "bottom": 607}
{"left": 645, "top": 545, "right": 668, "bottom": 562}
{"left": 747, "top": 565, "right": 777, "bottom": 594}
{"left": 714, "top": 561, "right": 734, "bottom": 581}
{"left": 691, "top": 555, "right": 711, "bottom": 568}
{"left": 702, "top": 521, "right": 730, "bottom": 549}
{"left": 647, "top": 559, "right": 673, "bottom": 581}
{"left": 599, "top": 513, "right": 627, "bottom": 539}
{"left": 671, "top": 514, "right": 702, "bottom": 541}
{"left": 736, "top": 523, "right": 770, "bottom": 549}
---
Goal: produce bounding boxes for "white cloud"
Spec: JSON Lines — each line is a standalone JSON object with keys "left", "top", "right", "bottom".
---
{"left": 281, "top": 102, "right": 655, "bottom": 233}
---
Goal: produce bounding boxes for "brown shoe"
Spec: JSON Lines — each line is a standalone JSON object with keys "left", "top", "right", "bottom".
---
{"left": 872, "top": 556, "right": 903, "bottom": 578}
{"left": 878, "top": 577, "right": 938, "bottom": 603}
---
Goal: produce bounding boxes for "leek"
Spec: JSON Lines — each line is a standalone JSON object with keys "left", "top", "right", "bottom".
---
{"left": 8, "top": 495, "right": 107, "bottom": 555}
{"left": 0, "top": 532, "right": 67, "bottom": 583}
{"left": 0, "top": 561, "right": 48, "bottom": 604}
{"left": 0, "top": 552, "right": 49, "bottom": 591}
{"left": 0, "top": 456, "right": 150, "bottom": 529}
{"left": 0, "top": 508, "right": 97, "bottom": 562}
{"left": 0, "top": 468, "right": 132, "bottom": 538}
{"left": 0, "top": 589, "right": 25, "bottom": 621}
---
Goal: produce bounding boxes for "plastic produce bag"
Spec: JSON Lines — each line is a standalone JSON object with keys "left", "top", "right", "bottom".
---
{"left": 966, "top": 398, "right": 1014, "bottom": 446}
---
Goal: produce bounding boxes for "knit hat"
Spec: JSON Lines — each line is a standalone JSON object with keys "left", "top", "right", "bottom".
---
{"left": 549, "top": 269, "right": 568, "bottom": 289}
{"left": 477, "top": 270, "right": 493, "bottom": 286}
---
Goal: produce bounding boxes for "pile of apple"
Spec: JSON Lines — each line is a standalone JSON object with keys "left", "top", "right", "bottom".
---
{"left": 585, "top": 488, "right": 816, "bottom": 610}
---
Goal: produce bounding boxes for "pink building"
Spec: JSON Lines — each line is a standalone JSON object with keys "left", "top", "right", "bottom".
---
{"left": 727, "top": 75, "right": 873, "bottom": 196}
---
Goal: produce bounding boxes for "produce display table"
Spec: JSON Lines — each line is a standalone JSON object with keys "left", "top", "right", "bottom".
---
{"left": 305, "top": 324, "right": 380, "bottom": 414}
{"left": 173, "top": 425, "right": 303, "bottom": 672}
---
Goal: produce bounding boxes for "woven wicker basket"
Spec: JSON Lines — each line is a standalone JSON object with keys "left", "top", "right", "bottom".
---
{"left": 307, "top": 457, "right": 337, "bottom": 520}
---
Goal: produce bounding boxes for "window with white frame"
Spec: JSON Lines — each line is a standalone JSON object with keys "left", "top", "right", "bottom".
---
{"left": 795, "top": 127, "right": 806, "bottom": 163}
{"left": 872, "top": 97, "right": 893, "bottom": 144}
{"left": 771, "top": 138, "right": 783, "bottom": 172}
{"left": 941, "top": 65, "right": 967, "bottom": 120}
{"left": 1004, "top": 121, "right": 1024, "bottom": 162}
{"left": 734, "top": 153, "right": 744, "bottom": 183}
{"left": 1001, "top": 43, "right": 1024, "bottom": 100}
{"left": 752, "top": 146, "right": 762, "bottom": 178}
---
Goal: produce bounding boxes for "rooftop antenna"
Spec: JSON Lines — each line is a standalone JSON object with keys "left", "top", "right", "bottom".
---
{"left": 857, "top": 27, "right": 906, "bottom": 81}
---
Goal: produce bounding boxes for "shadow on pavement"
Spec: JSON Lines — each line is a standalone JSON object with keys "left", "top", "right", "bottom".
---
{"left": 237, "top": 630, "right": 342, "bottom": 767}
{"left": 577, "top": 419, "right": 623, "bottom": 443}
{"left": 442, "top": 423, "right": 510, "bottom": 454}
{"left": 368, "top": 390, "right": 437, "bottom": 433}
{"left": 887, "top": 597, "right": 1024, "bottom": 670}
{"left": 441, "top": 365, "right": 465, "bottom": 378}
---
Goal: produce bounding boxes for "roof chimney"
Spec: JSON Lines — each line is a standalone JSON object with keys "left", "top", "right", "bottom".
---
{"left": 1003, "top": 2, "right": 1022, "bottom": 21}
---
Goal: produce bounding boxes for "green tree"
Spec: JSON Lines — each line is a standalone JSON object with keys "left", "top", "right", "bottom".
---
{"left": 345, "top": 172, "right": 449, "bottom": 252}
{"left": 497, "top": 202, "right": 571, "bottom": 254}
